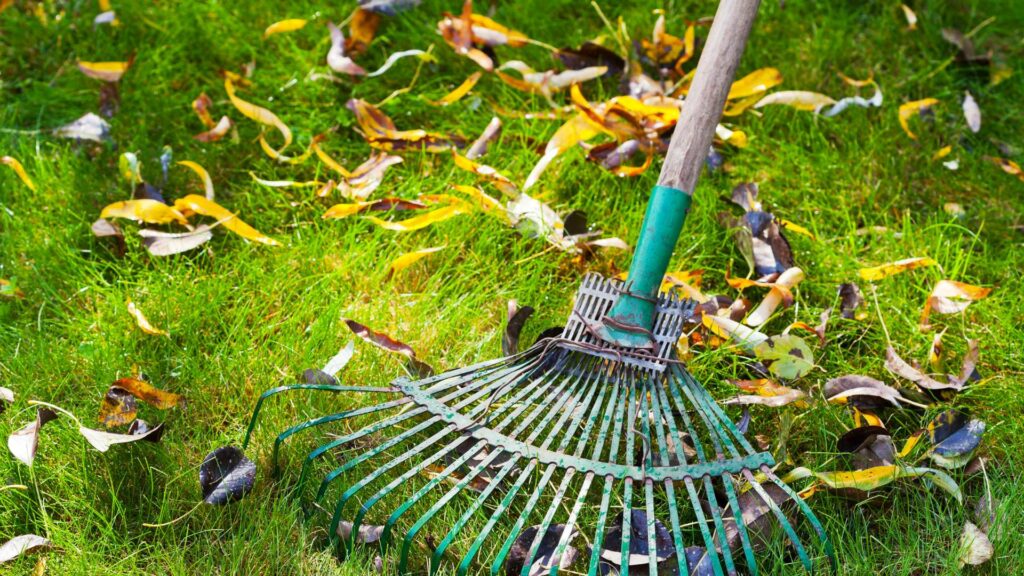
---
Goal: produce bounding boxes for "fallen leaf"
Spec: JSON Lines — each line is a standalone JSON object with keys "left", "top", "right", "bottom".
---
{"left": 600, "top": 510, "right": 675, "bottom": 570}
{"left": 727, "top": 67, "right": 783, "bottom": 100}
{"left": 346, "top": 98, "right": 460, "bottom": 152}
{"left": 364, "top": 202, "right": 470, "bottom": 232}
{"left": 453, "top": 152, "right": 518, "bottom": 197}
{"left": 387, "top": 246, "right": 445, "bottom": 278}
{"left": 77, "top": 58, "right": 132, "bottom": 82}
{"left": 962, "top": 91, "right": 981, "bottom": 133}
{"left": 194, "top": 116, "right": 233, "bottom": 142}
{"left": 858, "top": 256, "right": 937, "bottom": 281}
{"left": 502, "top": 301, "right": 535, "bottom": 356}
{"left": 433, "top": 71, "right": 482, "bottom": 106}
{"left": 701, "top": 314, "right": 769, "bottom": 349}
{"left": 838, "top": 282, "right": 866, "bottom": 319}
{"left": 837, "top": 426, "right": 895, "bottom": 469}
{"left": 1, "top": 156, "right": 37, "bottom": 191}
{"left": 177, "top": 160, "right": 215, "bottom": 200}
{"left": 927, "top": 410, "right": 985, "bottom": 468}
{"left": 110, "top": 377, "right": 185, "bottom": 410}
{"left": 140, "top": 225, "right": 214, "bottom": 256}
{"left": 824, "top": 375, "right": 905, "bottom": 409}
{"left": 225, "top": 77, "right": 293, "bottom": 161}
{"left": 7, "top": 408, "right": 57, "bottom": 466}
{"left": 900, "top": 4, "right": 917, "bottom": 29}
{"left": 0, "top": 278, "right": 25, "bottom": 299}
{"left": 821, "top": 83, "right": 884, "bottom": 117}
{"left": 753, "top": 334, "right": 814, "bottom": 380}
{"left": 746, "top": 267, "right": 804, "bottom": 327}
{"left": 959, "top": 522, "right": 993, "bottom": 566}
{"left": 322, "top": 341, "right": 356, "bottom": 377}
{"left": 78, "top": 421, "right": 164, "bottom": 451}
{"left": 505, "top": 524, "right": 580, "bottom": 576}
{"left": 192, "top": 93, "right": 216, "bottom": 128}
{"left": 101, "top": 199, "right": 189, "bottom": 226}
{"left": 343, "top": 318, "right": 433, "bottom": 376}
{"left": 0, "top": 387, "right": 12, "bottom": 413}
{"left": 326, "top": 21, "right": 367, "bottom": 76}
{"left": 359, "top": 0, "right": 422, "bottom": 15}
{"left": 723, "top": 386, "right": 807, "bottom": 407}
{"left": 127, "top": 300, "right": 169, "bottom": 336}
{"left": 0, "top": 535, "right": 51, "bottom": 564}
{"left": 753, "top": 90, "right": 837, "bottom": 112}
{"left": 200, "top": 446, "right": 256, "bottom": 504}
{"left": 366, "top": 49, "right": 435, "bottom": 78}
{"left": 465, "top": 116, "right": 502, "bottom": 159}
{"left": 53, "top": 113, "right": 111, "bottom": 142}
{"left": 336, "top": 521, "right": 385, "bottom": 544}
{"left": 885, "top": 346, "right": 956, "bottom": 391}
{"left": 987, "top": 156, "right": 1024, "bottom": 182}
{"left": 920, "top": 280, "right": 991, "bottom": 329}
{"left": 263, "top": 18, "right": 307, "bottom": 39}
{"left": 898, "top": 98, "right": 939, "bottom": 139}
{"left": 173, "top": 195, "right": 280, "bottom": 246}
{"left": 786, "top": 465, "right": 961, "bottom": 502}
{"left": 346, "top": 8, "right": 380, "bottom": 56}
{"left": 718, "top": 482, "right": 795, "bottom": 553}
{"left": 555, "top": 41, "right": 625, "bottom": 74}
{"left": 97, "top": 386, "right": 137, "bottom": 428}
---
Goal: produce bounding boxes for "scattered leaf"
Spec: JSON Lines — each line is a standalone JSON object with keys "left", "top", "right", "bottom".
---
{"left": 900, "top": 4, "right": 917, "bottom": 29}
{"left": 336, "top": 521, "right": 385, "bottom": 544}
{"left": 927, "top": 410, "right": 985, "bottom": 468}
{"left": 77, "top": 58, "right": 132, "bottom": 82}
{"left": 754, "top": 334, "right": 814, "bottom": 380}
{"left": 987, "top": 156, "right": 1024, "bottom": 182}
{"left": 263, "top": 18, "right": 307, "bottom": 39}
{"left": 858, "top": 257, "right": 937, "bottom": 281}
{"left": 200, "top": 446, "right": 256, "bottom": 504}
{"left": 97, "top": 386, "right": 137, "bottom": 428}
{"left": 0, "top": 535, "right": 51, "bottom": 564}
{"left": 959, "top": 522, "right": 993, "bottom": 567}
{"left": 7, "top": 408, "right": 57, "bottom": 466}
{"left": 359, "top": 0, "right": 422, "bottom": 16}
{"left": 885, "top": 346, "right": 956, "bottom": 391}
{"left": 433, "top": 71, "right": 482, "bottom": 106}
{"left": 100, "top": 199, "right": 189, "bottom": 226}
{"left": 347, "top": 98, "right": 460, "bottom": 152}
{"left": 173, "top": 195, "right": 280, "bottom": 246}
{"left": 346, "top": 8, "right": 380, "bottom": 56}
{"left": 225, "top": 77, "right": 293, "bottom": 161}
{"left": 343, "top": 318, "right": 433, "bottom": 376}
{"left": 962, "top": 91, "right": 981, "bottom": 133}
{"left": 1, "top": 156, "right": 37, "bottom": 191}
{"left": 898, "top": 98, "right": 939, "bottom": 139}
{"left": 787, "top": 465, "right": 961, "bottom": 502}
{"left": 502, "top": 301, "right": 535, "bottom": 356}
{"left": 177, "top": 160, "right": 215, "bottom": 200}
{"left": 920, "top": 280, "right": 991, "bottom": 329}
{"left": 195, "top": 116, "right": 233, "bottom": 143}
{"left": 555, "top": 41, "right": 625, "bottom": 74}
{"left": 838, "top": 426, "right": 895, "bottom": 469}
{"left": 387, "top": 246, "right": 445, "bottom": 278}
{"left": 140, "top": 225, "right": 214, "bottom": 256}
{"left": 326, "top": 22, "right": 367, "bottom": 76}
{"left": 366, "top": 49, "right": 436, "bottom": 78}
{"left": 838, "top": 282, "right": 866, "bottom": 319}
{"left": 746, "top": 267, "right": 804, "bottom": 327}
{"left": 127, "top": 300, "right": 169, "bottom": 336}
{"left": 754, "top": 90, "right": 837, "bottom": 112}
{"left": 78, "top": 421, "right": 164, "bottom": 451}
{"left": 364, "top": 202, "right": 470, "bottom": 232}
{"left": 600, "top": 510, "right": 675, "bottom": 569}
{"left": 824, "top": 375, "right": 905, "bottom": 409}
{"left": 506, "top": 524, "right": 579, "bottom": 576}
{"left": 110, "top": 377, "right": 185, "bottom": 410}
{"left": 53, "top": 113, "right": 111, "bottom": 142}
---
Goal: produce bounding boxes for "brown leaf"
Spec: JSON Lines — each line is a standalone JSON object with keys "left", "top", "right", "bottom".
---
{"left": 111, "top": 377, "right": 186, "bottom": 410}
{"left": 0, "top": 534, "right": 51, "bottom": 564}
{"left": 343, "top": 318, "right": 434, "bottom": 377}
{"left": 885, "top": 346, "right": 958, "bottom": 391}
{"left": 7, "top": 408, "right": 57, "bottom": 466}
{"left": 97, "top": 386, "right": 137, "bottom": 428}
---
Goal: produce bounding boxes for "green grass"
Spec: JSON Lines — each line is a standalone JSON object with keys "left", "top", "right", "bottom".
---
{"left": 1, "top": 0, "right": 1023, "bottom": 574}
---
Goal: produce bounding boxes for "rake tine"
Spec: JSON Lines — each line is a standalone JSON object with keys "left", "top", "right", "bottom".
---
{"left": 489, "top": 363, "right": 605, "bottom": 575}
{"left": 677, "top": 368, "right": 756, "bottom": 456}
{"left": 652, "top": 380, "right": 726, "bottom": 576}
{"left": 647, "top": 377, "right": 688, "bottom": 576}
{"left": 515, "top": 363, "right": 613, "bottom": 575}
{"left": 639, "top": 375, "right": 659, "bottom": 576}
{"left": 455, "top": 360, "right": 601, "bottom": 575}
{"left": 741, "top": 469, "right": 812, "bottom": 571}
{"left": 664, "top": 373, "right": 739, "bottom": 574}
{"left": 587, "top": 366, "right": 631, "bottom": 576}
{"left": 619, "top": 374, "right": 640, "bottom": 575}
{"left": 763, "top": 466, "right": 837, "bottom": 571}
{"left": 721, "top": 473, "right": 759, "bottom": 575}
{"left": 244, "top": 384, "right": 399, "bottom": 449}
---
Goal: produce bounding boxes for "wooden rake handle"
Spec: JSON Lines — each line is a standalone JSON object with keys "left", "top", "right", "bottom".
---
{"left": 596, "top": 0, "right": 761, "bottom": 349}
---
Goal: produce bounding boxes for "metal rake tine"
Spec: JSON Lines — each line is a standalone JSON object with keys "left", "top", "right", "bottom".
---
{"left": 677, "top": 367, "right": 757, "bottom": 456}
{"left": 639, "top": 376, "right": 659, "bottom": 576}
{"left": 619, "top": 374, "right": 640, "bottom": 575}
{"left": 587, "top": 366, "right": 632, "bottom": 576}
{"left": 244, "top": 384, "right": 399, "bottom": 449}
{"left": 763, "top": 466, "right": 837, "bottom": 571}
{"left": 741, "top": 469, "right": 813, "bottom": 572}
{"left": 489, "top": 363, "right": 606, "bottom": 575}
{"left": 720, "top": 473, "right": 759, "bottom": 575}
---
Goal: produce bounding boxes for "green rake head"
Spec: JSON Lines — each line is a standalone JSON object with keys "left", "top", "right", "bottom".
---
{"left": 244, "top": 274, "right": 834, "bottom": 575}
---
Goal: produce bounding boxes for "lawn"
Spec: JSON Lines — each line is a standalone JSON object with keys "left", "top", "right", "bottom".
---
{"left": 1, "top": 0, "right": 1022, "bottom": 574}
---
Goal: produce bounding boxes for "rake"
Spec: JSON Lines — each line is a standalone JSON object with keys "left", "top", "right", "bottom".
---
{"left": 246, "top": 1, "right": 834, "bottom": 573}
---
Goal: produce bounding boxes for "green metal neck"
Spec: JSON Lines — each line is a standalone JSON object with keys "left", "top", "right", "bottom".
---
{"left": 596, "top": 185, "right": 692, "bottom": 349}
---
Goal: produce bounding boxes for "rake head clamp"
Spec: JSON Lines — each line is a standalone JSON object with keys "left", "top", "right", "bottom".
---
{"left": 246, "top": 0, "right": 836, "bottom": 573}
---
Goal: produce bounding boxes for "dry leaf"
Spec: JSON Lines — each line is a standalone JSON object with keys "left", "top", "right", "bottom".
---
{"left": 98, "top": 386, "right": 137, "bottom": 427}
{"left": 7, "top": 408, "right": 57, "bottom": 466}
{"left": 388, "top": 246, "right": 445, "bottom": 278}
{"left": 433, "top": 72, "right": 482, "bottom": 106}
{"left": 195, "top": 116, "right": 233, "bottom": 143}
{"left": 78, "top": 58, "right": 132, "bottom": 82}
{"left": 225, "top": 77, "right": 293, "bottom": 161}
{"left": 898, "top": 98, "right": 939, "bottom": 139}
{"left": 140, "top": 225, "right": 214, "bottom": 256}
{"left": 753, "top": 91, "right": 837, "bottom": 112}
{"left": 727, "top": 67, "right": 783, "bottom": 100}
{"left": 959, "top": 522, "right": 993, "bottom": 566}
{"left": 79, "top": 421, "right": 164, "bottom": 451}
{"left": 745, "top": 267, "right": 804, "bottom": 327}
{"left": 127, "top": 300, "right": 169, "bottom": 336}
{"left": 343, "top": 318, "right": 433, "bottom": 376}
{"left": 327, "top": 21, "right": 367, "bottom": 76}
{"left": 192, "top": 93, "right": 216, "bottom": 128}
{"left": 920, "top": 280, "right": 991, "bottom": 329}
{"left": 263, "top": 18, "right": 307, "bottom": 39}
{"left": 364, "top": 202, "right": 470, "bottom": 232}
{"left": 366, "top": 49, "right": 435, "bottom": 78}
{"left": 346, "top": 8, "right": 380, "bottom": 56}
{"left": 962, "top": 91, "right": 981, "bottom": 133}
{"left": 1, "top": 156, "right": 37, "bottom": 191}
{"left": 900, "top": 4, "right": 917, "bottom": 30}
{"left": 173, "top": 195, "right": 280, "bottom": 246}
{"left": 0, "top": 535, "right": 51, "bottom": 564}
{"left": 111, "top": 377, "right": 186, "bottom": 410}
{"left": 54, "top": 113, "right": 111, "bottom": 142}
{"left": 100, "top": 199, "right": 189, "bottom": 226}
{"left": 466, "top": 116, "right": 502, "bottom": 159}
{"left": 346, "top": 98, "right": 459, "bottom": 152}
{"left": 177, "top": 160, "right": 215, "bottom": 200}
{"left": 987, "top": 156, "right": 1024, "bottom": 182}
{"left": 858, "top": 256, "right": 937, "bottom": 281}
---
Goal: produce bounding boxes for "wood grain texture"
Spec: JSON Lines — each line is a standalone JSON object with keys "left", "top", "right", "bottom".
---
{"left": 657, "top": 0, "right": 761, "bottom": 193}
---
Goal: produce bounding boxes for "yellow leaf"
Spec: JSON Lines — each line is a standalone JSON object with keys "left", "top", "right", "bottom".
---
{"left": 859, "top": 257, "right": 937, "bottom": 281}
{"left": 900, "top": 4, "right": 917, "bottom": 30}
{"left": 388, "top": 246, "right": 446, "bottom": 277}
{"left": 100, "top": 199, "right": 189, "bottom": 225}
{"left": 727, "top": 67, "right": 783, "bottom": 100}
{"left": 1, "top": 156, "right": 36, "bottom": 191}
{"left": 77, "top": 59, "right": 132, "bottom": 82}
{"left": 452, "top": 152, "right": 518, "bottom": 197}
{"left": 779, "top": 219, "right": 815, "bottom": 239}
{"left": 224, "top": 77, "right": 293, "bottom": 161}
{"left": 433, "top": 72, "right": 483, "bottom": 106}
{"left": 127, "top": 300, "right": 168, "bottom": 336}
{"left": 172, "top": 194, "right": 280, "bottom": 246}
{"left": 920, "top": 280, "right": 991, "bottom": 329}
{"left": 365, "top": 203, "right": 469, "bottom": 232}
{"left": 450, "top": 184, "right": 506, "bottom": 218}
{"left": 322, "top": 201, "right": 375, "bottom": 219}
{"left": 987, "top": 156, "right": 1024, "bottom": 182}
{"left": 753, "top": 90, "right": 837, "bottom": 112}
{"left": 932, "top": 145, "right": 953, "bottom": 161}
{"left": 177, "top": 160, "right": 214, "bottom": 200}
{"left": 263, "top": 18, "right": 307, "bottom": 39}
{"left": 898, "top": 98, "right": 939, "bottom": 139}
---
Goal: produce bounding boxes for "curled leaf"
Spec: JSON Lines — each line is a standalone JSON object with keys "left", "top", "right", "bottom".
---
{"left": 753, "top": 90, "right": 837, "bottom": 112}
{"left": 78, "top": 58, "right": 132, "bottom": 82}
{"left": 173, "top": 195, "right": 280, "bottom": 246}
{"left": 366, "top": 49, "right": 435, "bottom": 78}
{"left": 194, "top": 116, "right": 233, "bottom": 143}
{"left": 111, "top": 377, "right": 185, "bottom": 410}
{"left": 0, "top": 535, "right": 51, "bottom": 564}
{"left": 1, "top": 156, "right": 36, "bottom": 191}
{"left": 858, "top": 257, "right": 936, "bottom": 281}
{"left": 225, "top": 77, "right": 293, "bottom": 161}
{"left": 959, "top": 522, "right": 993, "bottom": 567}
{"left": 98, "top": 386, "right": 137, "bottom": 428}
{"left": 7, "top": 408, "right": 57, "bottom": 466}
{"left": 466, "top": 116, "right": 502, "bottom": 159}
{"left": 503, "top": 301, "right": 535, "bottom": 356}
{"left": 927, "top": 410, "right": 985, "bottom": 468}
{"left": 344, "top": 318, "right": 433, "bottom": 377}
{"left": 263, "top": 18, "right": 307, "bottom": 39}
{"left": 387, "top": 246, "right": 445, "bottom": 278}
{"left": 433, "top": 71, "right": 482, "bottom": 106}
{"left": 127, "top": 300, "right": 169, "bottom": 336}
{"left": 786, "top": 465, "right": 961, "bottom": 502}
{"left": 885, "top": 346, "right": 955, "bottom": 391}
{"left": 364, "top": 202, "right": 470, "bottom": 232}
{"left": 824, "top": 375, "right": 905, "bottom": 409}
{"left": 177, "top": 160, "right": 214, "bottom": 200}
{"left": 962, "top": 91, "right": 981, "bottom": 133}
{"left": 54, "top": 112, "right": 111, "bottom": 142}
{"left": 327, "top": 21, "right": 367, "bottom": 76}
{"left": 920, "top": 280, "right": 991, "bottom": 328}
{"left": 79, "top": 421, "right": 164, "bottom": 451}
{"left": 100, "top": 199, "right": 188, "bottom": 226}
{"left": 898, "top": 98, "right": 939, "bottom": 139}
{"left": 746, "top": 267, "right": 804, "bottom": 327}
{"left": 200, "top": 446, "right": 256, "bottom": 504}
{"left": 506, "top": 524, "right": 580, "bottom": 576}
{"left": 140, "top": 225, "right": 214, "bottom": 256}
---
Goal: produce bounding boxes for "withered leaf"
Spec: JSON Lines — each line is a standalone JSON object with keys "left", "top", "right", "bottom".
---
{"left": 110, "top": 377, "right": 185, "bottom": 410}
{"left": 7, "top": 408, "right": 58, "bottom": 466}
{"left": 506, "top": 524, "right": 580, "bottom": 576}
{"left": 343, "top": 318, "right": 434, "bottom": 377}
{"left": 0, "top": 535, "right": 51, "bottom": 564}
{"left": 837, "top": 426, "right": 895, "bottom": 469}
{"left": 502, "top": 301, "right": 535, "bottom": 356}
{"left": 959, "top": 522, "right": 993, "bottom": 567}
{"left": 53, "top": 112, "right": 111, "bottom": 142}
{"left": 600, "top": 510, "right": 675, "bottom": 568}
{"left": 837, "top": 282, "right": 865, "bottom": 319}
{"left": 140, "top": 225, "right": 214, "bottom": 256}
{"left": 79, "top": 421, "right": 164, "bottom": 451}
{"left": 200, "top": 446, "right": 256, "bottom": 505}
{"left": 885, "top": 346, "right": 956, "bottom": 391}
{"left": 555, "top": 41, "right": 625, "bottom": 74}
{"left": 97, "top": 386, "right": 137, "bottom": 428}
{"left": 336, "top": 521, "right": 385, "bottom": 544}
{"left": 824, "top": 375, "right": 904, "bottom": 409}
